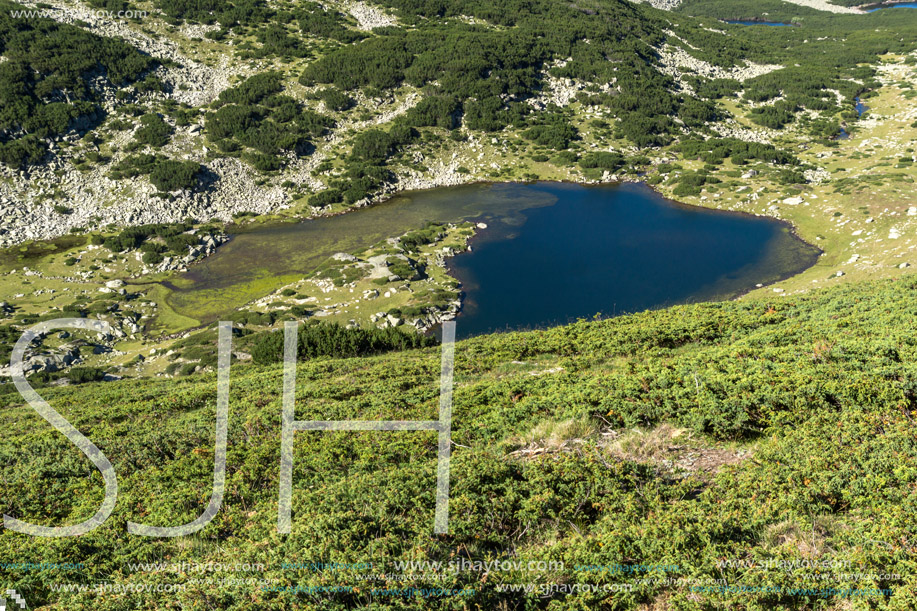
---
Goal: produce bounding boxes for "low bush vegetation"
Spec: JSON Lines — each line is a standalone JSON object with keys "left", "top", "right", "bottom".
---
{"left": 205, "top": 72, "right": 333, "bottom": 171}
{"left": 109, "top": 154, "right": 202, "bottom": 192}
{"left": 0, "top": 0, "right": 156, "bottom": 168}
{"left": 2, "top": 277, "right": 917, "bottom": 608}
{"left": 249, "top": 320, "right": 437, "bottom": 364}
{"left": 132, "top": 113, "right": 173, "bottom": 148}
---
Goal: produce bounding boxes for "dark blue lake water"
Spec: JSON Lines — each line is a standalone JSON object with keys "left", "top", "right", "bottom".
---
{"left": 448, "top": 183, "right": 819, "bottom": 337}
{"left": 165, "top": 181, "right": 819, "bottom": 335}
{"left": 867, "top": 2, "right": 917, "bottom": 11}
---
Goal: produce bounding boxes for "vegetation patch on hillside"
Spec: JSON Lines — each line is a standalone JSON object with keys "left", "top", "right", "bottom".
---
{"left": 1, "top": 276, "right": 916, "bottom": 608}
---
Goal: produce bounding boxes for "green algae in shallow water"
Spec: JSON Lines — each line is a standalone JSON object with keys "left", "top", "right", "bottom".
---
{"left": 0, "top": 235, "right": 87, "bottom": 271}
{"left": 161, "top": 183, "right": 558, "bottom": 324}
{"left": 159, "top": 182, "right": 819, "bottom": 331}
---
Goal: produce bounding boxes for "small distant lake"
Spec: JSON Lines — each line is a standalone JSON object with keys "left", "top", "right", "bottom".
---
{"left": 839, "top": 97, "right": 868, "bottom": 139}
{"left": 160, "top": 182, "right": 820, "bottom": 337}
{"left": 866, "top": 2, "right": 917, "bottom": 11}
{"left": 724, "top": 19, "right": 793, "bottom": 26}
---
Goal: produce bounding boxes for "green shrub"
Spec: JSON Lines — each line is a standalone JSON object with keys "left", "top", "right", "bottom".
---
{"left": 133, "top": 113, "right": 173, "bottom": 148}
{"left": 250, "top": 320, "right": 437, "bottom": 364}
{"left": 149, "top": 160, "right": 202, "bottom": 192}
{"left": 0, "top": 12, "right": 156, "bottom": 168}
{"left": 523, "top": 114, "right": 578, "bottom": 150}
{"left": 68, "top": 367, "right": 106, "bottom": 384}
{"left": 308, "top": 189, "right": 343, "bottom": 207}
{"left": 579, "top": 152, "right": 624, "bottom": 171}
{"left": 386, "top": 258, "right": 416, "bottom": 280}
{"left": 296, "top": 1, "right": 366, "bottom": 43}
{"left": 243, "top": 152, "right": 282, "bottom": 172}
{"left": 350, "top": 129, "right": 394, "bottom": 164}
{"left": 400, "top": 223, "right": 444, "bottom": 252}
{"left": 318, "top": 87, "right": 355, "bottom": 111}
{"left": 142, "top": 251, "right": 164, "bottom": 265}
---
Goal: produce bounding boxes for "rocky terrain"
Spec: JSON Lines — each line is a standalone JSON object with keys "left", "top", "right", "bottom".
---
{"left": 0, "top": 152, "right": 285, "bottom": 246}
{"left": 630, "top": 0, "right": 685, "bottom": 11}
{"left": 777, "top": 0, "right": 864, "bottom": 13}
{"left": 0, "top": 0, "right": 785, "bottom": 248}
{"left": 19, "top": 0, "right": 240, "bottom": 106}
{"left": 324, "top": 0, "right": 400, "bottom": 29}
{"left": 656, "top": 43, "right": 782, "bottom": 94}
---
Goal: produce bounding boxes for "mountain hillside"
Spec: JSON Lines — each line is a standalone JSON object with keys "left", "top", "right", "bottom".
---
{"left": 2, "top": 276, "right": 916, "bottom": 608}
{"left": 0, "top": 0, "right": 842, "bottom": 243}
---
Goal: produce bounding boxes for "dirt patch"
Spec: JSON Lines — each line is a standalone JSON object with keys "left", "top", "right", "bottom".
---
{"left": 507, "top": 421, "right": 752, "bottom": 477}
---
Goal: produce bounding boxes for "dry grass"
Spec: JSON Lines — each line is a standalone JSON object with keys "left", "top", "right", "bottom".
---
{"left": 508, "top": 418, "right": 599, "bottom": 457}
{"left": 761, "top": 515, "right": 846, "bottom": 558}
{"left": 603, "top": 423, "right": 688, "bottom": 463}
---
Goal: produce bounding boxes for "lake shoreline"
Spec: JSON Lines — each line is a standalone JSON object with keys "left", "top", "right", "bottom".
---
{"left": 14, "top": 174, "right": 821, "bottom": 342}
{"left": 436, "top": 182, "right": 822, "bottom": 337}
{"left": 388, "top": 178, "right": 824, "bottom": 281}
{"left": 174, "top": 176, "right": 824, "bottom": 321}
{"left": 233, "top": 176, "right": 821, "bottom": 275}
{"left": 855, "top": 0, "right": 917, "bottom": 10}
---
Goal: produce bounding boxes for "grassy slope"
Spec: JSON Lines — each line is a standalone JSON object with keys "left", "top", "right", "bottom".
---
{"left": 1, "top": 276, "right": 916, "bottom": 609}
